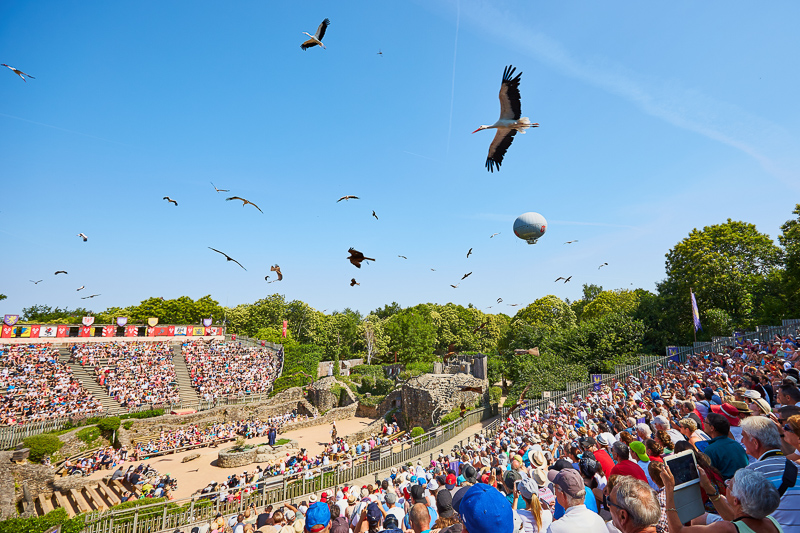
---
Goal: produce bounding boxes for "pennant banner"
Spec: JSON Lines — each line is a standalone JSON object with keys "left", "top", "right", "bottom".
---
{"left": 125, "top": 325, "right": 138, "bottom": 337}
{"left": 202, "top": 317, "right": 212, "bottom": 327}
{"left": 1, "top": 325, "right": 12, "bottom": 338}
{"left": 30, "top": 325, "right": 40, "bottom": 338}
{"left": 79, "top": 326, "right": 92, "bottom": 337}
{"left": 116, "top": 317, "right": 128, "bottom": 327}
{"left": 102, "top": 325, "right": 116, "bottom": 337}
{"left": 147, "top": 317, "right": 159, "bottom": 327}
{"left": 282, "top": 320, "right": 288, "bottom": 338}
{"left": 690, "top": 290, "right": 702, "bottom": 332}
{"left": 82, "top": 316, "right": 95, "bottom": 327}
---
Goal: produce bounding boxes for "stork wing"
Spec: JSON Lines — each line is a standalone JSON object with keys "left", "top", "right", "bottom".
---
{"left": 316, "top": 18, "right": 330, "bottom": 40}
{"left": 498, "top": 65, "right": 522, "bottom": 120}
{"left": 226, "top": 196, "right": 244, "bottom": 203}
{"left": 486, "top": 128, "right": 516, "bottom": 172}
{"left": 301, "top": 38, "right": 319, "bottom": 51}
{"left": 248, "top": 201, "right": 263, "bottom": 213}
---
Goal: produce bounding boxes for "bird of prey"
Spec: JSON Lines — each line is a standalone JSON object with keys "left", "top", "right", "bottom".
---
{"left": 226, "top": 196, "right": 263, "bottom": 213}
{"left": 497, "top": 297, "right": 503, "bottom": 303}
{"left": 450, "top": 284, "right": 460, "bottom": 289}
{"left": 163, "top": 196, "right": 178, "bottom": 206}
{"left": 30, "top": 280, "right": 43, "bottom": 284}
{"left": 430, "top": 268, "right": 436, "bottom": 271}
{"left": 473, "top": 65, "right": 538, "bottom": 172}
{"left": 76, "top": 286, "right": 85, "bottom": 291}
{"left": 54, "top": 271, "right": 68, "bottom": 275}
{"left": 487, "top": 306, "right": 493, "bottom": 309}
{"left": 564, "top": 276, "right": 572, "bottom": 283}
{"left": 372, "top": 210, "right": 378, "bottom": 220}
{"left": 208, "top": 247, "right": 247, "bottom": 270}
{"left": 554, "top": 277, "right": 565, "bottom": 282}
{"left": 81, "top": 294, "right": 101, "bottom": 299}
{"left": 377, "top": 50, "right": 383, "bottom": 56}
{"left": 77, "top": 233, "right": 88, "bottom": 242}
{"left": 473, "top": 321, "right": 488, "bottom": 333}
{"left": 398, "top": 255, "right": 407, "bottom": 259}
{"left": 350, "top": 278, "right": 360, "bottom": 286}
{"left": 466, "top": 248, "right": 473, "bottom": 258}
{"left": 490, "top": 233, "right": 500, "bottom": 238}
{"left": 337, "top": 195, "right": 358, "bottom": 202}
{"left": 460, "top": 386, "right": 484, "bottom": 394}
{"left": 301, "top": 18, "right": 330, "bottom": 50}
{"left": 1, "top": 64, "right": 34, "bottom": 82}
{"left": 564, "top": 240, "right": 579, "bottom": 244}
{"left": 270, "top": 264, "right": 283, "bottom": 281}
{"left": 598, "top": 262, "right": 608, "bottom": 269}
{"left": 210, "top": 182, "right": 229, "bottom": 193}
{"left": 508, "top": 303, "right": 519, "bottom": 307}
{"left": 506, "top": 383, "right": 532, "bottom": 415}
{"left": 461, "top": 272, "right": 472, "bottom": 280}
{"left": 347, "top": 248, "right": 375, "bottom": 268}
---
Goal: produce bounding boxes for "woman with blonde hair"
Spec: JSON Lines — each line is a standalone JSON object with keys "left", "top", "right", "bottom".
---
{"left": 514, "top": 477, "right": 552, "bottom": 533}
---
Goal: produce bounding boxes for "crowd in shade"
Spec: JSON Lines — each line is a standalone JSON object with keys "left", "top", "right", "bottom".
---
{"left": 0, "top": 344, "right": 103, "bottom": 425}
{"left": 183, "top": 341, "right": 281, "bottom": 399}
{"left": 108, "top": 462, "right": 178, "bottom": 501}
{"left": 71, "top": 341, "right": 181, "bottom": 407}
{"left": 179, "top": 334, "right": 800, "bottom": 533}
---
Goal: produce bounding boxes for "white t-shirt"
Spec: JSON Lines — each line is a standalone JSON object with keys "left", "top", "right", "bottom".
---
{"left": 517, "top": 508, "right": 553, "bottom": 533}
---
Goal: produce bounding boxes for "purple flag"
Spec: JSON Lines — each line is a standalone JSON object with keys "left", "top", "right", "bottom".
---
{"left": 691, "top": 290, "right": 702, "bottom": 332}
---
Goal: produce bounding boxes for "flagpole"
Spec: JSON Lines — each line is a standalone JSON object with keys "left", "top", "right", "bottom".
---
{"left": 691, "top": 288, "right": 697, "bottom": 344}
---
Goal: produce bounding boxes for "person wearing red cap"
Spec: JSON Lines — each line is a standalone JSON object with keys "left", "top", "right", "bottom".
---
{"left": 710, "top": 402, "right": 745, "bottom": 444}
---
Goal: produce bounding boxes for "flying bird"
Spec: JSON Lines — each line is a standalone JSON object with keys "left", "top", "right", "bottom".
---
{"left": 473, "top": 65, "right": 538, "bottom": 172}
{"left": 466, "top": 248, "right": 473, "bottom": 258}
{"left": 264, "top": 275, "right": 270, "bottom": 282}
{"left": 210, "top": 182, "right": 229, "bottom": 193}
{"left": 350, "top": 278, "right": 360, "bottom": 287}
{"left": 497, "top": 298, "right": 503, "bottom": 303}
{"left": 208, "top": 247, "right": 247, "bottom": 270}
{"left": 398, "top": 255, "right": 407, "bottom": 259}
{"left": 54, "top": 271, "right": 68, "bottom": 275}
{"left": 81, "top": 294, "right": 101, "bottom": 299}
{"left": 301, "top": 18, "right": 330, "bottom": 50}
{"left": 473, "top": 322, "right": 488, "bottom": 333}
{"left": 508, "top": 303, "right": 519, "bottom": 307}
{"left": 598, "top": 262, "right": 608, "bottom": 270}
{"left": 76, "top": 286, "right": 85, "bottom": 291}
{"left": 564, "top": 240, "right": 578, "bottom": 244}
{"left": 372, "top": 210, "right": 379, "bottom": 220}
{"left": 377, "top": 49, "right": 383, "bottom": 56}
{"left": 490, "top": 233, "right": 500, "bottom": 238}
{"left": 337, "top": 195, "right": 358, "bottom": 202}
{"left": 30, "top": 280, "right": 43, "bottom": 284}
{"left": 270, "top": 264, "right": 283, "bottom": 281}
{"left": 506, "top": 383, "right": 532, "bottom": 415}
{"left": 460, "top": 386, "right": 484, "bottom": 394}
{"left": 226, "top": 196, "right": 263, "bottom": 213}
{"left": 430, "top": 268, "right": 436, "bottom": 271}
{"left": 347, "top": 248, "right": 375, "bottom": 268}
{"left": 450, "top": 284, "right": 460, "bottom": 289}
{"left": 77, "top": 233, "right": 88, "bottom": 242}
{"left": 163, "top": 196, "right": 178, "bottom": 206}
{"left": 461, "top": 272, "right": 472, "bottom": 280}
{"left": 2, "top": 64, "right": 34, "bottom": 82}
{"left": 564, "top": 276, "right": 572, "bottom": 283}
{"left": 554, "top": 277, "right": 565, "bottom": 282}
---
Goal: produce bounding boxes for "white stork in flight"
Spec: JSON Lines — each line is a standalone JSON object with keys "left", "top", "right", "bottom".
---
{"left": 473, "top": 65, "right": 538, "bottom": 172}
{"left": 301, "top": 18, "right": 330, "bottom": 50}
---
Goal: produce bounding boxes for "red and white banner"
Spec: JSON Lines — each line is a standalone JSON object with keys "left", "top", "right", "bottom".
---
{"left": 82, "top": 316, "right": 95, "bottom": 327}
{"left": 125, "top": 325, "right": 138, "bottom": 337}
{"left": 205, "top": 327, "right": 221, "bottom": 336}
{"left": 57, "top": 325, "right": 69, "bottom": 337}
{"left": 30, "top": 325, "right": 40, "bottom": 338}
{"left": 40, "top": 325, "right": 58, "bottom": 338}
{"left": 79, "top": 326, "right": 92, "bottom": 337}
{"left": 282, "top": 320, "right": 288, "bottom": 338}
{"left": 151, "top": 326, "right": 172, "bottom": 336}
{"left": 102, "top": 325, "right": 116, "bottom": 337}
{"left": 1, "top": 325, "right": 12, "bottom": 338}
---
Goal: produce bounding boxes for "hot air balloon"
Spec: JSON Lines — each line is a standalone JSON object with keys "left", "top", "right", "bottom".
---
{"left": 513, "top": 212, "right": 547, "bottom": 244}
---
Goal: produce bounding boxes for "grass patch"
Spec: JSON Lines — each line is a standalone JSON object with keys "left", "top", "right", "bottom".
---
{"left": 275, "top": 438, "right": 290, "bottom": 446}
{"left": 75, "top": 426, "right": 103, "bottom": 448}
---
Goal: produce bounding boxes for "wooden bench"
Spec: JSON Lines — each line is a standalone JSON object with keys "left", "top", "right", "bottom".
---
{"left": 97, "top": 481, "right": 121, "bottom": 506}
{"left": 53, "top": 491, "right": 74, "bottom": 517}
{"left": 83, "top": 485, "right": 107, "bottom": 511}
{"left": 38, "top": 493, "right": 54, "bottom": 515}
{"left": 69, "top": 488, "right": 90, "bottom": 514}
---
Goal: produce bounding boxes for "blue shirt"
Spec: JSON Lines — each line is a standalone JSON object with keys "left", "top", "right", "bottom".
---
{"left": 704, "top": 435, "right": 749, "bottom": 480}
{"left": 553, "top": 485, "right": 598, "bottom": 519}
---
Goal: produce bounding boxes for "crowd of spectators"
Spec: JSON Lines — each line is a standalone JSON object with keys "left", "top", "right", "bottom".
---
{"left": 183, "top": 341, "right": 281, "bottom": 400}
{"left": 0, "top": 344, "right": 103, "bottom": 425}
{"left": 109, "top": 462, "right": 178, "bottom": 501}
{"left": 72, "top": 341, "right": 181, "bottom": 408}
{"left": 62, "top": 444, "right": 133, "bottom": 475}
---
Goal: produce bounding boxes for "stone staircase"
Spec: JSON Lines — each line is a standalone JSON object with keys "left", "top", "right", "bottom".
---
{"left": 58, "top": 348, "right": 124, "bottom": 415}
{"left": 26, "top": 477, "right": 133, "bottom": 517}
{"left": 171, "top": 345, "right": 201, "bottom": 409}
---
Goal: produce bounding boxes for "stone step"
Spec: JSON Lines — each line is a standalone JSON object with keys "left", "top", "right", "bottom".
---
{"left": 53, "top": 490, "right": 74, "bottom": 518}
{"left": 171, "top": 345, "right": 201, "bottom": 408}
{"left": 59, "top": 348, "right": 124, "bottom": 415}
{"left": 38, "top": 493, "right": 54, "bottom": 515}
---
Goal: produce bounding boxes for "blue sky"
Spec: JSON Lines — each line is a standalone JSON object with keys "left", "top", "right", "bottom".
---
{"left": 2, "top": 1, "right": 799, "bottom": 317}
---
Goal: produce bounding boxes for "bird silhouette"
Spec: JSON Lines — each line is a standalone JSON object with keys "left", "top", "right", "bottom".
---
{"left": 54, "top": 271, "right": 68, "bottom": 275}
{"left": 77, "top": 233, "right": 88, "bottom": 242}
{"left": 564, "top": 276, "right": 572, "bottom": 283}
{"left": 348, "top": 248, "right": 375, "bottom": 268}
{"left": 264, "top": 275, "right": 270, "bottom": 282}
{"left": 30, "top": 280, "right": 43, "bottom": 284}
{"left": 210, "top": 182, "right": 229, "bottom": 193}
{"left": 350, "top": 278, "right": 360, "bottom": 286}
{"left": 554, "top": 277, "right": 565, "bottom": 282}
{"left": 508, "top": 303, "right": 519, "bottom": 307}
{"left": 76, "top": 286, "right": 85, "bottom": 291}
{"left": 467, "top": 248, "right": 473, "bottom": 258}
{"left": 377, "top": 49, "right": 383, "bottom": 56}
{"left": 226, "top": 196, "right": 262, "bottom": 213}
{"left": 337, "top": 195, "right": 358, "bottom": 202}
{"left": 564, "top": 240, "right": 578, "bottom": 244}
{"left": 430, "top": 268, "right": 436, "bottom": 271}
{"left": 450, "top": 284, "right": 460, "bottom": 289}
{"left": 372, "top": 210, "right": 379, "bottom": 220}
{"left": 81, "top": 294, "right": 101, "bottom": 299}
{"left": 497, "top": 298, "right": 503, "bottom": 303}
{"left": 490, "top": 233, "right": 500, "bottom": 238}
{"left": 301, "top": 18, "right": 330, "bottom": 50}
{"left": 461, "top": 272, "right": 472, "bottom": 280}
{"left": 473, "top": 321, "right": 489, "bottom": 333}
{"left": 163, "top": 196, "right": 178, "bottom": 206}
{"left": 2, "top": 64, "right": 34, "bottom": 82}
{"left": 598, "top": 263, "right": 608, "bottom": 270}
{"left": 398, "top": 255, "right": 407, "bottom": 259}
{"left": 269, "top": 264, "right": 283, "bottom": 281}
{"left": 208, "top": 247, "right": 247, "bottom": 270}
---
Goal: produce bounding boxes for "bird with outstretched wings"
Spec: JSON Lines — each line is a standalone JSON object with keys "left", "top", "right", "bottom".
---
{"left": 337, "top": 195, "right": 358, "bottom": 202}
{"left": 497, "top": 297, "right": 503, "bottom": 303}
{"left": 226, "top": 196, "right": 262, "bottom": 213}
{"left": 398, "top": 255, "right": 407, "bottom": 259}
{"left": 30, "top": 280, "right": 42, "bottom": 284}
{"left": 2, "top": 64, "right": 34, "bottom": 82}
{"left": 564, "top": 276, "right": 572, "bottom": 283}
{"left": 269, "top": 264, "right": 283, "bottom": 281}
{"left": 490, "top": 232, "right": 500, "bottom": 238}
{"left": 372, "top": 210, "right": 378, "bottom": 220}
{"left": 467, "top": 248, "right": 473, "bottom": 258}
{"left": 210, "top": 182, "right": 229, "bottom": 193}
{"left": 450, "top": 284, "right": 459, "bottom": 289}
{"left": 301, "top": 18, "right": 330, "bottom": 50}
{"left": 81, "top": 294, "right": 101, "bottom": 299}
{"left": 598, "top": 263, "right": 608, "bottom": 270}
{"left": 208, "top": 247, "right": 247, "bottom": 270}
{"left": 506, "top": 383, "right": 531, "bottom": 416}
{"left": 55, "top": 271, "right": 68, "bottom": 275}
{"left": 348, "top": 248, "right": 375, "bottom": 268}
{"left": 350, "top": 278, "right": 360, "bottom": 286}
{"left": 163, "top": 196, "right": 178, "bottom": 206}
{"left": 473, "top": 321, "right": 488, "bottom": 334}
{"left": 564, "top": 240, "right": 578, "bottom": 244}
{"left": 77, "top": 233, "right": 88, "bottom": 242}
{"left": 461, "top": 272, "right": 472, "bottom": 280}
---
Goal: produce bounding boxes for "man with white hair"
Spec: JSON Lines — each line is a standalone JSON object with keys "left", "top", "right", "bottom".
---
{"left": 652, "top": 415, "right": 684, "bottom": 444}
{"left": 636, "top": 423, "right": 652, "bottom": 442}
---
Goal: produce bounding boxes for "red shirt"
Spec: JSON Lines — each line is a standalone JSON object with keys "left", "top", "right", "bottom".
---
{"left": 594, "top": 449, "right": 616, "bottom": 478}
{"left": 609, "top": 459, "right": 648, "bottom": 484}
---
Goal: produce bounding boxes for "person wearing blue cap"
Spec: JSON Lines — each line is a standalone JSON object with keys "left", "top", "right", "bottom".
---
{"left": 459, "top": 484, "right": 514, "bottom": 533}
{"left": 305, "top": 502, "right": 331, "bottom": 533}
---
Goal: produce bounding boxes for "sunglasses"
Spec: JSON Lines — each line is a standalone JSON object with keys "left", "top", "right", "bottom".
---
{"left": 784, "top": 424, "right": 794, "bottom": 433}
{"left": 607, "top": 499, "right": 627, "bottom": 513}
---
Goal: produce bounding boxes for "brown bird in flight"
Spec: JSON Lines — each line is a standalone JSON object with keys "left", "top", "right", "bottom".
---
{"left": 210, "top": 182, "right": 229, "bottom": 193}
{"left": 77, "top": 233, "right": 88, "bottom": 242}
{"left": 81, "top": 294, "right": 101, "bottom": 299}
{"left": 506, "top": 383, "right": 532, "bottom": 416}
{"left": 461, "top": 272, "right": 472, "bottom": 280}
{"left": 163, "top": 196, "right": 178, "bottom": 206}
{"left": 208, "top": 247, "right": 247, "bottom": 270}
{"left": 450, "top": 283, "right": 460, "bottom": 289}
{"left": 226, "top": 196, "right": 263, "bottom": 213}
{"left": 372, "top": 210, "right": 378, "bottom": 220}
{"left": 269, "top": 264, "right": 283, "bottom": 281}
{"left": 348, "top": 248, "right": 375, "bottom": 268}
{"left": 466, "top": 248, "right": 473, "bottom": 258}
{"left": 564, "top": 276, "right": 572, "bottom": 283}
{"left": 350, "top": 278, "right": 360, "bottom": 286}
{"left": 598, "top": 262, "right": 608, "bottom": 270}
{"left": 497, "top": 297, "right": 503, "bottom": 303}
{"left": 398, "top": 255, "right": 407, "bottom": 259}
{"left": 337, "top": 195, "right": 359, "bottom": 202}
{"left": 564, "top": 240, "right": 578, "bottom": 244}
{"left": 2, "top": 64, "right": 34, "bottom": 82}
{"left": 473, "top": 321, "right": 488, "bottom": 333}
{"left": 554, "top": 277, "right": 565, "bottom": 282}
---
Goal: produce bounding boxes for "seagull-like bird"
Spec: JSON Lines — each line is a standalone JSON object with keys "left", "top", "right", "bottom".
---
{"left": 564, "top": 240, "right": 578, "bottom": 244}
{"left": 466, "top": 248, "right": 473, "bottom": 258}
{"left": 508, "top": 303, "right": 519, "bottom": 307}
{"left": 337, "top": 195, "right": 358, "bottom": 202}
{"left": 77, "top": 233, "right": 88, "bottom": 242}
{"left": 77, "top": 286, "right": 85, "bottom": 291}
{"left": 270, "top": 264, "right": 283, "bottom": 281}
{"left": 372, "top": 210, "right": 379, "bottom": 220}
{"left": 473, "top": 65, "right": 538, "bottom": 172}
{"left": 598, "top": 262, "right": 608, "bottom": 270}
{"left": 554, "top": 277, "right": 565, "bottom": 282}
{"left": 490, "top": 233, "right": 500, "bottom": 238}
{"left": 2, "top": 64, "right": 34, "bottom": 82}
{"left": 81, "top": 294, "right": 101, "bottom": 299}
{"left": 208, "top": 247, "right": 247, "bottom": 270}
{"left": 450, "top": 284, "right": 460, "bottom": 289}
{"left": 163, "top": 196, "right": 178, "bottom": 206}
{"left": 30, "top": 280, "right": 43, "bottom": 284}
{"left": 398, "top": 255, "right": 407, "bottom": 259}
{"left": 461, "top": 272, "right": 472, "bottom": 280}
{"left": 226, "top": 196, "right": 263, "bottom": 213}
{"left": 210, "top": 182, "right": 229, "bottom": 193}
{"left": 54, "top": 271, "right": 68, "bottom": 275}
{"left": 301, "top": 18, "right": 330, "bottom": 50}
{"left": 564, "top": 276, "right": 572, "bottom": 283}
{"left": 348, "top": 248, "right": 375, "bottom": 268}
{"left": 350, "top": 278, "right": 360, "bottom": 287}
{"left": 497, "top": 298, "right": 503, "bottom": 303}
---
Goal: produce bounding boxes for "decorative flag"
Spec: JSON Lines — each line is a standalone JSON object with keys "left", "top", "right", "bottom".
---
{"left": 56, "top": 325, "right": 69, "bottom": 337}
{"left": 116, "top": 317, "right": 128, "bottom": 327}
{"left": 40, "top": 326, "right": 58, "bottom": 338}
{"left": 79, "top": 326, "right": 92, "bottom": 337}
{"left": 191, "top": 326, "right": 204, "bottom": 336}
{"left": 102, "top": 325, "right": 115, "bottom": 337}
{"left": 30, "top": 325, "right": 40, "bottom": 338}
{"left": 202, "top": 317, "right": 212, "bottom": 327}
{"left": 282, "top": 320, "right": 288, "bottom": 338}
{"left": 82, "top": 316, "right": 95, "bottom": 327}
{"left": 690, "top": 289, "right": 702, "bottom": 332}
{"left": 125, "top": 325, "right": 138, "bottom": 337}
{"left": 591, "top": 375, "right": 602, "bottom": 391}
{"left": 147, "top": 317, "right": 159, "bottom": 327}
{"left": 667, "top": 346, "right": 679, "bottom": 362}
{"left": 174, "top": 326, "right": 187, "bottom": 336}
{"left": 3, "top": 315, "right": 19, "bottom": 327}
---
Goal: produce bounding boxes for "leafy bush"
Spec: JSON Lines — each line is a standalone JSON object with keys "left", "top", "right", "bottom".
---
{"left": 120, "top": 409, "right": 164, "bottom": 420}
{"left": 373, "top": 377, "right": 394, "bottom": 395}
{"left": 0, "top": 507, "right": 85, "bottom": 533}
{"left": 358, "top": 394, "right": 386, "bottom": 407}
{"left": 351, "top": 365, "right": 384, "bottom": 379}
{"left": 405, "top": 362, "right": 433, "bottom": 374}
{"left": 440, "top": 409, "right": 461, "bottom": 425}
{"left": 97, "top": 416, "right": 121, "bottom": 433}
{"left": 410, "top": 427, "right": 424, "bottom": 438}
{"left": 489, "top": 386, "right": 503, "bottom": 405}
{"left": 122, "top": 421, "right": 134, "bottom": 430}
{"left": 22, "top": 434, "right": 64, "bottom": 464}
{"left": 330, "top": 384, "right": 345, "bottom": 405}
{"left": 76, "top": 426, "right": 102, "bottom": 447}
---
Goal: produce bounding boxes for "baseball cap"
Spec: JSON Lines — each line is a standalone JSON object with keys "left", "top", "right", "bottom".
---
{"left": 460, "top": 484, "right": 514, "bottom": 533}
{"left": 463, "top": 464, "right": 477, "bottom": 483}
{"left": 285, "top": 510, "right": 296, "bottom": 521}
{"left": 517, "top": 477, "right": 539, "bottom": 500}
{"left": 436, "top": 489, "right": 454, "bottom": 518}
{"left": 503, "top": 470, "right": 522, "bottom": 492}
{"left": 410, "top": 484, "right": 425, "bottom": 502}
{"left": 552, "top": 469, "right": 585, "bottom": 498}
{"left": 383, "top": 515, "right": 400, "bottom": 530}
{"left": 305, "top": 503, "right": 331, "bottom": 533}
{"left": 445, "top": 473, "right": 457, "bottom": 490}
{"left": 366, "top": 503, "right": 382, "bottom": 526}
{"left": 629, "top": 441, "right": 648, "bottom": 462}
{"left": 452, "top": 486, "right": 470, "bottom": 513}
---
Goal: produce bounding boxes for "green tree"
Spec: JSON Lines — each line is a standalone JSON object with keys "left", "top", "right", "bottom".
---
{"left": 571, "top": 284, "right": 603, "bottom": 322}
{"left": 554, "top": 312, "right": 645, "bottom": 372}
{"left": 514, "top": 295, "right": 576, "bottom": 333}
{"left": 384, "top": 305, "right": 437, "bottom": 364}
{"left": 358, "top": 314, "right": 389, "bottom": 364}
{"left": 778, "top": 204, "right": 800, "bottom": 318}
{"left": 21, "top": 305, "right": 91, "bottom": 324}
{"left": 581, "top": 289, "right": 642, "bottom": 321}
{"left": 0, "top": 294, "right": 6, "bottom": 301}
{"left": 371, "top": 302, "right": 402, "bottom": 320}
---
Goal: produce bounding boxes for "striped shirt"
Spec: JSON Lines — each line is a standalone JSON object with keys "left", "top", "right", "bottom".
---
{"left": 746, "top": 450, "right": 800, "bottom": 533}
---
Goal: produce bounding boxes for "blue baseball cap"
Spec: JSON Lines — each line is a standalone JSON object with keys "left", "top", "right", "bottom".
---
{"left": 305, "top": 502, "right": 331, "bottom": 532}
{"left": 459, "top": 484, "right": 513, "bottom": 533}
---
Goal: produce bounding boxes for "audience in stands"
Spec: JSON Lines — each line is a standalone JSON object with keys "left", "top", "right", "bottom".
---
{"left": 183, "top": 340, "right": 281, "bottom": 400}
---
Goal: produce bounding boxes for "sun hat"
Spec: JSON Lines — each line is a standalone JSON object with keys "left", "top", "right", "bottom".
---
{"left": 742, "top": 390, "right": 762, "bottom": 400}
{"left": 285, "top": 510, "right": 296, "bottom": 521}
{"left": 460, "top": 484, "right": 514, "bottom": 533}
{"left": 308, "top": 494, "right": 318, "bottom": 503}
{"left": 710, "top": 403, "right": 740, "bottom": 427}
{"left": 629, "top": 441, "right": 649, "bottom": 462}
{"left": 305, "top": 503, "right": 331, "bottom": 533}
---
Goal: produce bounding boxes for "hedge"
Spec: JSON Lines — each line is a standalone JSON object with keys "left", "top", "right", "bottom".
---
{"left": 350, "top": 365, "right": 384, "bottom": 379}
{"left": 0, "top": 507, "right": 85, "bottom": 533}
{"left": 97, "top": 416, "right": 121, "bottom": 433}
{"left": 22, "top": 434, "right": 63, "bottom": 464}
{"left": 410, "top": 427, "right": 425, "bottom": 438}
{"left": 120, "top": 409, "right": 164, "bottom": 420}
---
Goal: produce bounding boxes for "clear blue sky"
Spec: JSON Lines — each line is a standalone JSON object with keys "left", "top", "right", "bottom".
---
{"left": 2, "top": 1, "right": 799, "bottom": 317}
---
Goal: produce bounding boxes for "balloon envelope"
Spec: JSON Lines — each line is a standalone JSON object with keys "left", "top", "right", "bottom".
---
{"left": 513, "top": 212, "right": 547, "bottom": 244}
